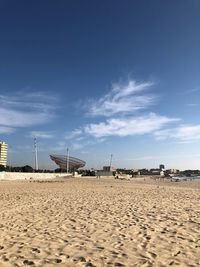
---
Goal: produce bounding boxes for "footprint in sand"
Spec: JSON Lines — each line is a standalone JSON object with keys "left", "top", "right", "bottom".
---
{"left": 23, "top": 259, "right": 35, "bottom": 265}
{"left": 31, "top": 247, "right": 40, "bottom": 253}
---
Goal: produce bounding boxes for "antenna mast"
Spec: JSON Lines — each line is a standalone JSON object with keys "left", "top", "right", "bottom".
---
{"left": 109, "top": 154, "right": 113, "bottom": 170}
{"left": 66, "top": 148, "right": 69, "bottom": 174}
{"left": 34, "top": 138, "right": 38, "bottom": 171}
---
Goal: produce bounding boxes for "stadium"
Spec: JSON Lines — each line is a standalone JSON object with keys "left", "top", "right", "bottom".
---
{"left": 50, "top": 154, "right": 86, "bottom": 171}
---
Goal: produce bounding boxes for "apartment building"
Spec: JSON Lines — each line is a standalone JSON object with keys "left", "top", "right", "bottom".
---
{"left": 0, "top": 141, "right": 8, "bottom": 166}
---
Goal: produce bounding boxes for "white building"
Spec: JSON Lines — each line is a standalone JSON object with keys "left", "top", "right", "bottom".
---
{"left": 0, "top": 141, "right": 8, "bottom": 167}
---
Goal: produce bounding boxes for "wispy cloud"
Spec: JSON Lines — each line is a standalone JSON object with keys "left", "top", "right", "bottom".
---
{"left": 71, "top": 142, "right": 85, "bottom": 150}
{"left": 50, "top": 140, "right": 84, "bottom": 152}
{"left": 0, "top": 91, "right": 57, "bottom": 111}
{"left": 62, "top": 78, "right": 181, "bottom": 146}
{"left": 0, "top": 107, "right": 53, "bottom": 127}
{"left": 29, "top": 131, "right": 54, "bottom": 139}
{"left": 186, "top": 103, "right": 199, "bottom": 107}
{"left": 183, "top": 87, "right": 200, "bottom": 94}
{"left": 154, "top": 124, "right": 200, "bottom": 143}
{"left": 0, "top": 90, "right": 58, "bottom": 132}
{"left": 84, "top": 113, "right": 179, "bottom": 138}
{"left": 0, "top": 126, "right": 15, "bottom": 134}
{"left": 65, "top": 129, "right": 83, "bottom": 140}
{"left": 87, "top": 79, "right": 156, "bottom": 117}
{"left": 69, "top": 137, "right": 105, "bottom": 151}
{"left": 52, "top": 141, "right": 67, "bottom": 151}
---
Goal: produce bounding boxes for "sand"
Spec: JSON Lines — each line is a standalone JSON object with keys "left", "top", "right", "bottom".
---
{"left": 0, "top": 177, "right": 199, "bottom": 267}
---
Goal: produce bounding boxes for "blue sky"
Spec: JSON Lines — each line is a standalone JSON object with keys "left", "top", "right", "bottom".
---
{"left": 0, "top": 0, "right": 200, "bottom": 170}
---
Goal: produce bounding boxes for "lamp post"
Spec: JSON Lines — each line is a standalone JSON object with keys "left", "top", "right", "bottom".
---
{"left": 66, "top": 148, "right": 69, "bottom": 174}
{"left": 8, "top": 145, "right": 12, "bottom": 172}
{"left": 34, "top": 138, "right": 38, "bottom": 171}
{"left": 109, "top": 154, "right": 113, "bottom": 171}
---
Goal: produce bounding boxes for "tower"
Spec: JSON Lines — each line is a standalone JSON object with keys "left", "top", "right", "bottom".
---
{"left": 34, "top": 138, "right": 38, "bottom": 170}
{"left": 109, "top": 154, "right": 113, "bottom": 171}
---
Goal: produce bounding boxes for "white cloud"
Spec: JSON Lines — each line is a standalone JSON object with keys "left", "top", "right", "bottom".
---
{"left": 154, "top": 124, "right": 200, "bottom": 142}
{"left": 29, "top": 131, "right": 54, "bottom": 139}
{"left": 186, "top": 103, "right": 199, "bottom": 107}
{"left": 65, "top": 129, "right": 83, "bottom": 140}
{"left": 87, "top": 79, "right": 156, "bottom": 116}
{"left": 0, "top": 91, "right": 57, "bottom": 111}
{"left": 71, "top": 142, "right": 85, "bottom": 150}
{"left": 0, "top": 107, "right": 53, "bottom": 127}
{"left": 71, "top": 137, "right": 105, "bottom": 150}
{"left": 50, "top": 140, "right": 84, "bottom": 152}
{"left": 0, "top": 126, "right": 15, "bottom": 134}
{"left": 0, "top": 91, "right": 58, "bottom": 132}
{"left": 52, "top": 141, "right": 67, "bottom": 151}
{"left": 183, "top": 87, "right": 200, "bottom": 94}
{"left": 84, "top": 113, "right": 179, "bottom": 138}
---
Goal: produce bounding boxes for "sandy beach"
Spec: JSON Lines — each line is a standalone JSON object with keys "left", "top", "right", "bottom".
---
{"left": 0, "top": 177, "right": 199, "bottom": 267}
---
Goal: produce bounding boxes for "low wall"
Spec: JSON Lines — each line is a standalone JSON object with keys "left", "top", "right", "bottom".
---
{"left": 0, "top": 172, "right": 71, "bottom": 181}
{"left": 96, "top": 171, "right": 114, "bottom": 176}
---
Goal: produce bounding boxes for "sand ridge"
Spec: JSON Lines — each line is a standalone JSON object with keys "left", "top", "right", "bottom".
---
{"left": 0, "top": 178, "right": 199, "bottom": 267}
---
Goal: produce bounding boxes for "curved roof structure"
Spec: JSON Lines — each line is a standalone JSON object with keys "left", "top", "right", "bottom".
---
{"left": 50, "top": 154, "right": 86, "bottom": 170}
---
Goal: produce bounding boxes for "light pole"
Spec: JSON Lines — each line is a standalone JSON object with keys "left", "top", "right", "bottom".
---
{"left": 34, "top": 138, "right": 38, "bottom": 171}
{"left": 66, "top": 148, "right": 69, "bottom": 174}
{"left": 109, "top": 154, "right": 113, "bottom": 171}
{"left": 8, "top": 145, "right": 12, "bottom": 172}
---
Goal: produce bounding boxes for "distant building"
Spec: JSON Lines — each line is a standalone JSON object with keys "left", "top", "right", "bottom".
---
{"left": 0, "top": 141, "right": 8, "bottom": 167}
{"left": 159, "top": 164, "right": 165, "bottom": 170}
{"left": 138, "top": 168, "right": 150, "bottom": 175}
{"left": 150, "top": 168, "right": 161, "bottom": 175}
{"left": 103, "top": 166, "right": 111, "bottom": 172}
{"left": 96, "top": 166, "right": 115, "bottom": 177}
